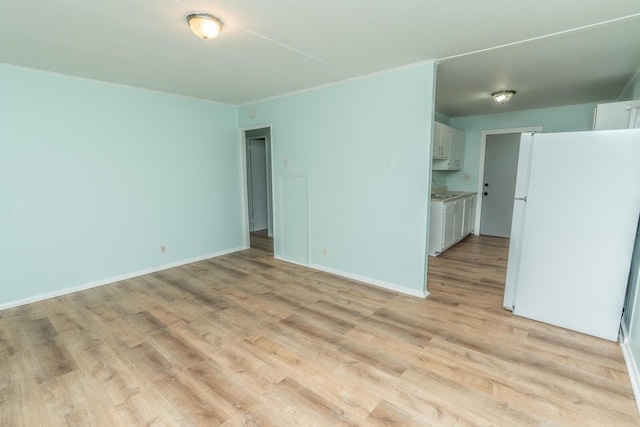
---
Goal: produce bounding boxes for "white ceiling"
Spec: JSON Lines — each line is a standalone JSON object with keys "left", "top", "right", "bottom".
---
{"left": 1, "top": 1, "right": 639, "bottom": 117}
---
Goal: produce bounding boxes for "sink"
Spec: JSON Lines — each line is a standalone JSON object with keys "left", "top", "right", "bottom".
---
{"left": 432, "top": 194, "right": 453, "bottom": 199}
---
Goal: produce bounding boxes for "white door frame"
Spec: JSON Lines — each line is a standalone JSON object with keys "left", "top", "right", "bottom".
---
{"left": 246, "top": 137, "right": 269, "bottom": 232}
{"left": 239, "top": 124, "right": 273, "bottom": 249}
{"left": 475, "top": 126, "right": 543, "bottom": 234}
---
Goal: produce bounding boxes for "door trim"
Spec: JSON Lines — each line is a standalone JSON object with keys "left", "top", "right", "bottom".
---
{"left": 246, "top": 136, "right": 269, "bottom": 232}
{"left": 475, "top": 126, "right": 542, "bottom": 234}
{"left": 239, "top": 124, "right": 273, "bottom": 250}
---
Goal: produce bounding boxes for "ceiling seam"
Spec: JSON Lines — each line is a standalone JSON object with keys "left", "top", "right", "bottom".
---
{"left": 238, "top": 27, "right": 333, "bottom": 66}
{"left": 431, "top": 0, "right": 454, "bottom": 22}
{"left": 436, "top": 13, "right": 640, "bottom": 63}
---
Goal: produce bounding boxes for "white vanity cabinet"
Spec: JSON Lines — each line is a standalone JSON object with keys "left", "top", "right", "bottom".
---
{"left": 429, "top": 193, "right": 477, "bottom": 256}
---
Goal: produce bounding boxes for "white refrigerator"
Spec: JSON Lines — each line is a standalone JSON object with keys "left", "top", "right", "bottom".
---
{"left": 503, "top": 129, "right": 640, "bottom": 341}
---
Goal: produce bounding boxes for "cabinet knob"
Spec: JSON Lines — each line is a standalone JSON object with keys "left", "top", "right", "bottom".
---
{"left": 483, "top": 192, "right": 488, "bottom": 196}
{"left": 484, "top": 183, "right": 489, "bottom": 187}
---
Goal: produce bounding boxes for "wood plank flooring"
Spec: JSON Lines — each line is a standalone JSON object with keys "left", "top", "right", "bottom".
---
{"left": 250, "top": 230, "right": 273, "bottom": 254}
{"left": 1, "top": 235, "right": 638, "bottom": 426}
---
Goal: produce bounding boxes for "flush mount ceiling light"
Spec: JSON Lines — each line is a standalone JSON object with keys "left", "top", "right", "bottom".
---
{"left": 492, "top": 90, "right": 516, "bottom": 104}
{"left": 186, "top": 13, "right": 224, "bottom": 40}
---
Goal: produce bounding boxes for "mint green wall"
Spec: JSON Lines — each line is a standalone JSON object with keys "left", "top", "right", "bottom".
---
{"left": 446, "top": 103, "right": 598, "bottom": 191}
{"left": 431, "top": 171, "right": 447, "bottom": 187}
{"left": 0, "top": 63, "right": 243, "bottom": 307}
{"left": 238, "top": 63, "right": 436, "bottom": 295}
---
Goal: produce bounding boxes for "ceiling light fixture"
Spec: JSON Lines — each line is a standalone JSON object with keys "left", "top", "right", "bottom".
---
{"left": 491, "top": 90, "right": 516, "bottom": 104}
{"left": 186, "top": 13, "right": 224, "bottom": 40}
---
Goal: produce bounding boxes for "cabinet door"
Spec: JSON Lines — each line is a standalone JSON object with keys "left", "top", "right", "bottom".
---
{"left": 452, "top": 199, "right": 464, "bottom": 242}
{"left": 428, "top": 201, "right": 445, "bottom": 256}
{"left": 448, "top": 132, "right": 458, "bottom": 169}
{"left": 455, "top": 129, "right": 465, "bottom": 169}
{"left": 467, "top": 195, "right": 476, "bottom": 234}
{"left": 447, "top": 128, "right": 465, "bottom": 170}
{"left": 443, "top": 201, "right": 456, "bottom": 249}
{"left": 432, "top": 122, "right": 441, "bottom": 158}
{"left": 462, "top": 196, "right": 475, "bottom": 236}
{"left": 441, "top": 126, "right": 451, "bottom": 159}
{"left": 433, "top": 122, "right": 448, "bottom": 159}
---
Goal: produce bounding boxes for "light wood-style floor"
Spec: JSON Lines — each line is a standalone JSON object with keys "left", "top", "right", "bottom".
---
{"left": 1, "top": 235, "right": 638, "bottom": 426}
{"left": 249, "top": 230, "right": 273, "bottom": 254}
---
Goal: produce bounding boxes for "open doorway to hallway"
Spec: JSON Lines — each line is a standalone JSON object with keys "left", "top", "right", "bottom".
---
{"left": 243, "top": 127, "right": 274, "bottom": 254}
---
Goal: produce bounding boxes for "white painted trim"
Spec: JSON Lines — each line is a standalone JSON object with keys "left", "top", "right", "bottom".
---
{"left": 238, "top": 59, "right": 437, "bottom": 107}
{"left": 238, "top": 129, "right": 251, "bottom": 249}
{"left": 0, "top": 247, "right": 245, "bottom": 312}
{"left": 307, "top": 262, "right": 429, "bottom": 299}
{"left": 621, "top": 321, "right": 630, "bottom": 344}
{"left": 246, "top": 135, "right": 273, "bottom": 236}
{"left": 239, "top": 124, "right": 274, "bottom": 249}
{"left": 475, "top": 126, "right": 543, "bottom": 234}
{"left": 621, "top": 340, "right": 640, "bottom": 413}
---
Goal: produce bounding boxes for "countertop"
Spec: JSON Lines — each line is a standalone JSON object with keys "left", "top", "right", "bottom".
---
{"left": 430, "top": 190, "right": 477, "bottom": 201}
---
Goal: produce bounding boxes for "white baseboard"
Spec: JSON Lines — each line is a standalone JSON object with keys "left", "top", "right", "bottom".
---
{"left": 2, "top": 247, "right": 428, "bottom": 312}
{"left": 0, "top": 246, "right": 246, "bottom": 312}
{"left": 272, "top": 256, "right": 428, "bottom": 298}
{"left": 621, "top": 340, "right": 640, "bottom": 414}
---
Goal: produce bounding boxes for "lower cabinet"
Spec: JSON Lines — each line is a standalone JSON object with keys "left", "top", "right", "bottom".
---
{"left": 462, "top": 195, "right": 477, "bottom": 236}
{"left": 429, "top": 194, "right": 477, "bottom": 256}
{"left": 443, "top": 199, "right": 463, "bottom": 249}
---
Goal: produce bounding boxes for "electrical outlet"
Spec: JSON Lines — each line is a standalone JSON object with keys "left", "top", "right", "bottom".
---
{"left": 464, "top": 173, "right": 470, "bottom": 181}
{"left": 322, "top": 248, "right": 328, "bottom": 258}
{"left": 284, "top": 157, "right": 288, "bottom": 167}
{"left": 160, "top": 245, "right": 167, "bottom": 254}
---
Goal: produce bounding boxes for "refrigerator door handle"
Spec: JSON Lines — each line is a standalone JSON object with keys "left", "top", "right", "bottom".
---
{"left": 515, "top": 196, "right": 527, "bottom": 202}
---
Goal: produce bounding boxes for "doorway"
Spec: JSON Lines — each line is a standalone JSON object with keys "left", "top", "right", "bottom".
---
{"left": 242, "top": 126, "right": 274, "bottom": 253}
{"left": 476, "top": 127, "right": 542, "bottom": 237}
{"left": 479, "top": 133, "right": 520, "bottom": 237}
{"left": 247, "top": 137, "right": 268, "bottom": 232}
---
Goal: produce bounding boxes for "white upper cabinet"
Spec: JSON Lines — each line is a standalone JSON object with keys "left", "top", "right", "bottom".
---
{"left": 593, "top": 101, "right": 640, "bottom": 130}
{"left": 433, "top": 121, "right": 451, "bottom": 160}
{"left": 433, "top": 122, "right": 465, "bottom": 170}
{"left": 449, "top": 127, "right": 465, "bottom": 170}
